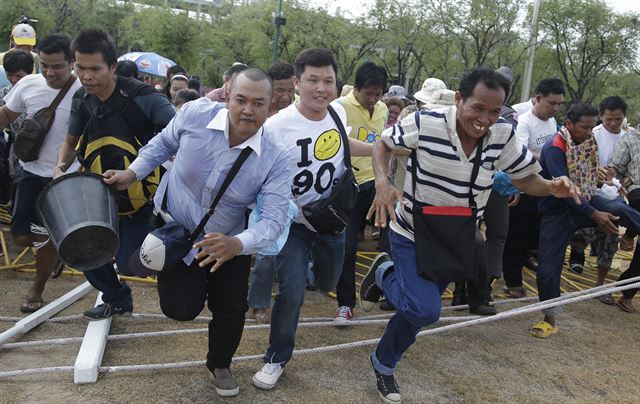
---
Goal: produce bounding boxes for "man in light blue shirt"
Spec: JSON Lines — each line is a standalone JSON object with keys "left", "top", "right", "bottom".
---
{"left": 105, "top": 68, "right": 292, "bottom": 398}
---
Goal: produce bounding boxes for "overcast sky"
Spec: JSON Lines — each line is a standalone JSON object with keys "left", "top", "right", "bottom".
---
{"left": 310, "top": 0, "right": 640, "bottom": 18}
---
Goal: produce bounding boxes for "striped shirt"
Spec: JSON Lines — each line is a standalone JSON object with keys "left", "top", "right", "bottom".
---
{"left": 381, "top": 106, "right": 540, "bottom": 241}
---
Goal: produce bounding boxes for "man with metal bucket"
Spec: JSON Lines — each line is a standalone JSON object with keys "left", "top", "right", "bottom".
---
{"left": 54, "top": 29, "right": 174, "bottom": 319}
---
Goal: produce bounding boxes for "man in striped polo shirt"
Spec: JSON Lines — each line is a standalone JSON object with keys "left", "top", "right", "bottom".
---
{"left": 358, "top": 68, "right": 580, "bottom": 404}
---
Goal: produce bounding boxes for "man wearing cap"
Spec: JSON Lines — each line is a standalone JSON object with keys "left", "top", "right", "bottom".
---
{"left": 385, "top": 85, "right": 410, "bottom": 106}
{"left": 413, "top": 77, "right": 446, "bottom": 109}
{"left": 0, "top": 22, "right": 39, "bottom": 74}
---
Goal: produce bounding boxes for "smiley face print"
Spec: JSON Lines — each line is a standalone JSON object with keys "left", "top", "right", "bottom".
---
{"left": 357, "top": 127, "right": 379, "bottom": 143}
{"left": 314, "top": 129, "right": 342, "bottom": 160}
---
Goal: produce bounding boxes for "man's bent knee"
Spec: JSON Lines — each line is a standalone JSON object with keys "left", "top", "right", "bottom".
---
{"left": 160, "top": 300, "right": 204, "bottom": 321}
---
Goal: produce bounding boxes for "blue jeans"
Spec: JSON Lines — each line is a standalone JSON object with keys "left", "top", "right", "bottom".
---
{"left": 537, "top": 195, "right": 640, "bottom": 316}
{"left": 372, "top": 230, "right": 448, "bottom": 376}
{"left": 83, "top": 206, "right": 153, "bottom": 305}
{"left": 264, "top": 222, "right": 345, "bottom": 364}
{"left": 248, "top": 254, "right": 275, "bottom": 309}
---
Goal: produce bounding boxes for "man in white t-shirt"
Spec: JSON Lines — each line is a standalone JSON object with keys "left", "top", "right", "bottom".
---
{"left": 0, "top": 33, "right": 80, "bottom": 312}
{"left": 513, "top": 97, "right": 534, "bottom": 117}
{"left": 251, "top": 48, "right": 373, "bottom": 391}
{"left": 502, "top": 78, "right": 565, "bottom": 299}
{"left": 568, "top": 96, "right": 630, "bottom": 303}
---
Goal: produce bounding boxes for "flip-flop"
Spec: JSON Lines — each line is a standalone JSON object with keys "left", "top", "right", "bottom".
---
{"left": 530, "top": 320, "right": 558, "bottom": 338}
{"left": 615, "top": 299, "right": 637, "bottom": 313}
{"left": 619, "top": 236, "right": 635, "bottom": 252}
{"left": 596, "top": 293, "right": 615, "bottom": 305}
{"left": 20, "top": 296, "right": 45, "bottom": 313}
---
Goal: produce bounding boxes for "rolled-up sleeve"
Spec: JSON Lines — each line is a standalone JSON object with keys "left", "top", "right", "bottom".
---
{"left": 381, "top": 111, "right": 421, "bottom": 151}
{"left": 234, "top": 149, "right": 292, "bottom": 255}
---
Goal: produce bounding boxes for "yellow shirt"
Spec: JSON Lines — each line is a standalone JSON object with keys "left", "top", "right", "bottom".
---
{"left": 337, "top": 91, "right": 388, "bottom": 184}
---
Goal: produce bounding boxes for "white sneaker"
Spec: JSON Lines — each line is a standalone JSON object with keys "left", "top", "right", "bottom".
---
{"left": 333, "top": 306, "right": 353, "bottom": 326}
{"left": 252, "top": 362, "right": 284, "bottom": 390}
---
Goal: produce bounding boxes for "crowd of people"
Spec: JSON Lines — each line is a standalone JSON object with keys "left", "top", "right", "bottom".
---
{"left": 1, "top": 19, "right": 639, "bottom": 404}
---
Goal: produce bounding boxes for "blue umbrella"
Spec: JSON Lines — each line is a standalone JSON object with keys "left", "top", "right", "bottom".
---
{"left": 117, "top": 52, "right": 177, "bottom": 77}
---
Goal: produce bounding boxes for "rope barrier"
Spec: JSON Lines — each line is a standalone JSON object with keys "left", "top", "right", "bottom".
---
{"left": 0, "top": 316, "right": 481, "bottom": 350}
{"left": 1, "top": 278, "right": 638, "bottom": 378}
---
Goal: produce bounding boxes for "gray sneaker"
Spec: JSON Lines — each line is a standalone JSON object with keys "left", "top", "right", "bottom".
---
{"left": 212, "top": 368, "right": 240, "bottom": 397}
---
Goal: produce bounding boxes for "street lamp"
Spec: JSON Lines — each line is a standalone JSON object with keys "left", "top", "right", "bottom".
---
{"left": 272, "top": 0, "right": 287, "bottom": 65}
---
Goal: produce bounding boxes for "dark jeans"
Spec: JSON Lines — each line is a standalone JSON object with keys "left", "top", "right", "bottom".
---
{"left": 625, "top": 189, "right": 640, "bottom": 239}
{"left": 502, "top": 194, "right": 540, "bottom": 288}
{"left": 336, "top": 180, "right": 375, "bottom": 308}
{"left": 619, "top": 247, "right": 640, "bottom": 299}
{"left": 484, "top": 191, "right": 510, "bottom": 278}
{"left": 157, "top": 254, "right": 251, "bottom": 371}
{"left": 452, "top": 228, "right": 490, "bottom": 308}
{"left": 454, "top": 191, "right": 509, "bottom": 305}
{"left": 82, "top": 206, "right": 153, "bottom": 305}
{"left": 538, "top": 195, "right": 640, "bottom": 315}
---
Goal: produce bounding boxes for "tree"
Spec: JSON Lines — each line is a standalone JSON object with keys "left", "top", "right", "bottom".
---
{"left": 538, "top": 0, "right": 640, "bottom": 103}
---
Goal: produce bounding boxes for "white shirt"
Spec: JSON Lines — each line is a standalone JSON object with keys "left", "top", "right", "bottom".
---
{"left": 593, "top": 124, "right": 624, "bottom": 167}
{"left": 515, "top": 110, "right": 557, "bottom": 155}
{"left": 264, "top": 102, "right": 349, "bottom": 231}
{"left": 513, "top": 99, "right": 534, "bottom": 117}
{"left": 4, "top": 74, "right": 81, "bottom": 177}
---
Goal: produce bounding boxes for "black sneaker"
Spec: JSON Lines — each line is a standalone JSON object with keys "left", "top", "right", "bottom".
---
{"left": 359, "top": 253, "right": 391, "bottom": 312}
{"left": 469, "top": 305, "right": 497, "bottom": 316}
{"left": 370, "top": 354, "right": 401, "bottom": 404}
{"left": 84, "top": 300, "right": 133, "bottom": 320}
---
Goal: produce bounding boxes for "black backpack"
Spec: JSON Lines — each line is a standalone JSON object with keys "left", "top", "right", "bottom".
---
{"left": 75, "top": 77, "right": 161, "bottom": 215}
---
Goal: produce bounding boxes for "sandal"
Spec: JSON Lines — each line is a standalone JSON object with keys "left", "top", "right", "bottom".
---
{"left": 596, "top": 293, "right": 615, "bottom": 305}
{"left": 20, "top": 296, "right": 45, "bottom": 313}
{"left": 252, "top": 308, "right": 270, "bottom": 324}
{"left": 503, "top": 286, "right": 527, "bottom": 299}
{"left": 530, "top": 320, "right": 558, "bottom": 338}
{"left": 615, "top": 299, "right": 637, "bottom": 313}
{"left": 619, "top": 235, "right": 635, "bottom": 252}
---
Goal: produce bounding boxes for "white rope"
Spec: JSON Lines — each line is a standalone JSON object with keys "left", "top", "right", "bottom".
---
{"left": 2, "top": 280, "right": 638, "bottom": 378}
{"left": 0, "top": 316, "right": 479, "bottom": 351}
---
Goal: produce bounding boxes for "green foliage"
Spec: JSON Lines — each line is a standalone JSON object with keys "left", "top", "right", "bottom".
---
{"left": 1, "top": 0, "right": 638, "bottom": 119}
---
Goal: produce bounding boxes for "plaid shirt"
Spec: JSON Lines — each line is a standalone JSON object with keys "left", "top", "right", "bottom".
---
{"left": 609, "top": 129, "right": 640, "bottom": 192}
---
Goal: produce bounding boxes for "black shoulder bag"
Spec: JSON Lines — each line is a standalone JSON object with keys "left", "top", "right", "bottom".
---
{"left": 14, "top": 75, "right": 77, "bottom": 162}
{"left": 133, "top": 147, "right": 252, "bottom": 274}
{"left": 302, "top": 105, "right": 359, "bottom": 234}
{"left": 411, "top": 139, "right": 483, "bottom": 282}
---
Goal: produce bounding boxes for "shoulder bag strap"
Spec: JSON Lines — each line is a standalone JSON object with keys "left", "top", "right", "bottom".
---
{"left": 188, "top": 146, "right": 253, "bottom": 241}
{"left": 48, "top": 75, "right": 77, "bottom": 111}
{"left": 467, "top": 137, "right": 484, "bottom": 209}
{"left": 411, "top": 137, "right": 484, "bottom": 208}
{"left": 326, "top": 105, "right": 352, "bottom": 169}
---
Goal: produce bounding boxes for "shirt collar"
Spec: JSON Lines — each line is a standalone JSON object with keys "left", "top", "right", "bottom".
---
{"left": 205, "top": 108, "right": 263, "bottom": 156}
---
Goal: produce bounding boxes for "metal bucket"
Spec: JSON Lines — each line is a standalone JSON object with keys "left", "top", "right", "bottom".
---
{"left": 36, "top": 172, "right": 119, "bottom": 271}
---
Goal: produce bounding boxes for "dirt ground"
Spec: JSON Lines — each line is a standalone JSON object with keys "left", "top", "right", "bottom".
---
{"left": 1, "top": 235, "right": 640, "bottom": 403}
